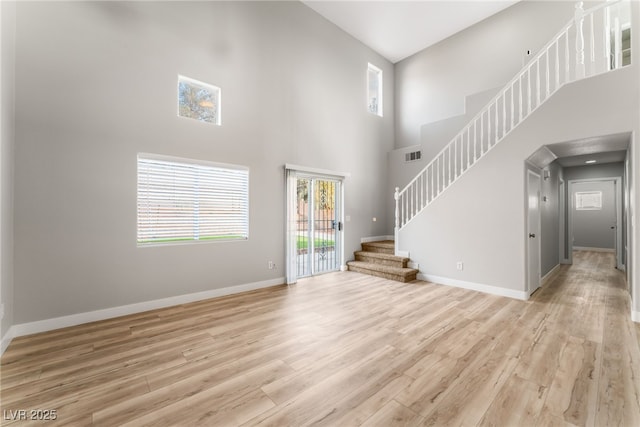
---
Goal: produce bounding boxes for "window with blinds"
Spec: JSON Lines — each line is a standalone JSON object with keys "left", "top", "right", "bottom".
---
{"left": 137, "top": 154, "right": 249, "bottom": 245}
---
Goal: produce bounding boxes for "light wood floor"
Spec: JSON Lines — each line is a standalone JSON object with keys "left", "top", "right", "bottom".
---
{"left": 2, "top": 251, "right": 640, "bottom": 426}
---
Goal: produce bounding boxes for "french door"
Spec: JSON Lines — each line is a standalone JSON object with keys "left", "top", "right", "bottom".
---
{"left": 286, "top": 168, "right": 343, "bottom": 284}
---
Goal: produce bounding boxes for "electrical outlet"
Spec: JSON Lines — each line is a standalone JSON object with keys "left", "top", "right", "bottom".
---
{"left": 456, "top": 261, "right": 464, "bottom": 271}
{"left": 372, "top": 217, "right": 377, "bottom": 222}
{"left": 268, "top": 261, "right": 275, "bottom": 270}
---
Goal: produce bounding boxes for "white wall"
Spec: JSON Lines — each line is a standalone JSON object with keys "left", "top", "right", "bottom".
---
{"left": 394, "top": 0, "right": 576, "bottom": 149}
{"left": 399, "top": 66, "right": 639, "bottom": 297}
{"left": 1, "top": 1, "right": 16, "bottom": 345}
{"left": 13, "top": 1, "right": 394, "bottom": 326}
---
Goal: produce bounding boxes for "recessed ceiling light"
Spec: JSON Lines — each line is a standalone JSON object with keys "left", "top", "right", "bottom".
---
{"left": 585, "top": 160, "right": 597, "bottom": 164}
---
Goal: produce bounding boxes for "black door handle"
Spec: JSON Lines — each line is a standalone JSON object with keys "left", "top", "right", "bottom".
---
{"left": 529, "top": 233, "right": 536, "bottom": 238}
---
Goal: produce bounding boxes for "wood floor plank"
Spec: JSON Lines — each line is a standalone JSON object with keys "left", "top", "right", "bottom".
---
{"left": 541, "top": 337, "right": 600, "bottom": 426}
{"left": 478, "top": 374, "right": 547, "bottom": 427}
{"left": 96, "top": 360, "right": 291, "bottom": 426}
{"left": 360, "top": 400, "right": 424, "bottom": 427}
{"left": 396, "top": 333, "right": 496, "bottom": 415}
{"left": 514, "top": 324, "right": 569, "bottom": 387}
{"left": 1, "top": 251, "right": 637, "bottom": 426}
{"left": 330, "top": 375, "right": 414, "bottom": 426}
{"left": 420, "top": 351, "right": 519, "bottom": 425}
{"left": 261, "top": 328, "right": 398, "bottom": 404}
{"left": 246, "top": 345, "right": 401, "bottom": 426}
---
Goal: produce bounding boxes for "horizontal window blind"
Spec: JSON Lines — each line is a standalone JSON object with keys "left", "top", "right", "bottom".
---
{"left": 137, "top": 154, "right": 249, "bottom": 245}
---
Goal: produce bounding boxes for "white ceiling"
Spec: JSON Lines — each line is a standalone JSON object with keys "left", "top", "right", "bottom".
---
{"left": 302, "top": 0, "right": 520, "bottom": 63}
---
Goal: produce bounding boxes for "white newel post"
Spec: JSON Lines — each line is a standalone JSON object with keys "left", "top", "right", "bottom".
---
{"left": 394, "top": 187, "right": 400, "bottom": 255}
{"left": 575, "top": 1, "right": 586, "bottom": 79}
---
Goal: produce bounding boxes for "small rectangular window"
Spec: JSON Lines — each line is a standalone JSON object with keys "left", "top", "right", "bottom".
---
{"left": 178, "top": 75, "right": 221, "bottom": 125}
{"left": 367, "top": 63, "right": 383, "bottom": 117}
{"left": 575, "top": 191, "right": 602, "bottom": 210}
{"left": 137, "top": 154, "right": 248, "bottom": 245}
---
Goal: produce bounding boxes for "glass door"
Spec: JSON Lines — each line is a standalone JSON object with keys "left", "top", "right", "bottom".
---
{"left": 295, "top": 177, "right": 342, "bottom": 278}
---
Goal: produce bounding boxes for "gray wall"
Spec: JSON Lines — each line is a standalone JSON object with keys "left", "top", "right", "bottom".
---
{"left": 394, "top": 0, "right": 576, "bottom": 149}
{"left": 1, "top": 1, "right": 16, "bottom": 341}
{"left": 571, "top": 180, "right": 617, "bottom": 249}
{"left": 540, "top": 161, "right": 562, "bottom": 276}
{"left": 13, "top": 1, "right": 394, "bottom": 324}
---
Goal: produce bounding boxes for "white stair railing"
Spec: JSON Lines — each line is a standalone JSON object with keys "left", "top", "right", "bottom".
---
{"left": 395, "top": 0, "right": 630, "bottom": 241}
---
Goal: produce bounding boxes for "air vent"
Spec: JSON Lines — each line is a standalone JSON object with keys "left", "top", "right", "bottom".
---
{"left": 405, "top": 150, "right": 422, "bottom": 162}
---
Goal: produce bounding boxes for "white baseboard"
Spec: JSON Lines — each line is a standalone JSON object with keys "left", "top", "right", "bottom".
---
{"left": 573, "top": 246, "right": 615, "bottom": 253}
{"left": 1, "top": 326, "right": 16, "bottom": 355}
{"left": 542, "top": 264, "right": 561, "bottom": 285}
{"left": 9, "top": 277, "right": 285, "bottom": 340}
{"left": 418, "top": 273, "right": 528, "bottom": 301}
{"left": 361, "top": 235, "right": 394, "bottom": 243}
{"left": 632, "top": 309, "right": 640, "bottom": 323}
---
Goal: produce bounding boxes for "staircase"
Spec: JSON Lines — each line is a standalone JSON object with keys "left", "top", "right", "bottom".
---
{"left": 347, "top": 240, "right": 418, "bottom": 283}
{"left": 394, "top": 0, "right": 630, "bottom": 253}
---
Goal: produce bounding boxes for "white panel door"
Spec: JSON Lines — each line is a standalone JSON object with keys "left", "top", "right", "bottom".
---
{"left": 527, "top": 171, "right": 541, "bottom": 295}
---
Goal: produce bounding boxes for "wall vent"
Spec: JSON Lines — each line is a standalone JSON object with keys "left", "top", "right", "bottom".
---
{"left": 405, "top": 150, "right": 422, "bottom": 162}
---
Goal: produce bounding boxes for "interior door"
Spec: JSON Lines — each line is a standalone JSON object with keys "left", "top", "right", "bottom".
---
{"left": 572, "top": 181, "right": 615, "bottom": 250}
{"left": 527, "top": 171, "right": 541, "bottom": 295}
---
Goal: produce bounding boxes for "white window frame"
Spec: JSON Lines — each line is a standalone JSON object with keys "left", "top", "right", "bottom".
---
{"left": 367, "top": 63, "right": 383, "bottom": 117}
{"left": 137, "top": 153, "right": 248, "bottom": 246}
{"left": 177, "top": 75, "right": 222, "bottom": 126}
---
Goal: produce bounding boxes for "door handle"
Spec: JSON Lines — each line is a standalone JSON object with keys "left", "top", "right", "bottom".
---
{"left": 611, "top": 226, "right": 616, "bottom": 229}
{"left": 529, "top": 233, "right": 536, "bottom": 238}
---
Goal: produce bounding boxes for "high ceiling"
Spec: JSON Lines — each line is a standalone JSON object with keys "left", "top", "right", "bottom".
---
{"left": 302, "top": 0, "right": 520, "bottom": 63}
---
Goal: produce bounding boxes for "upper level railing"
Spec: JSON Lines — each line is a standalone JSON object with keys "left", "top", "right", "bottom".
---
{"left": 395, "top": 0, "right": 631, "bottom": 234}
